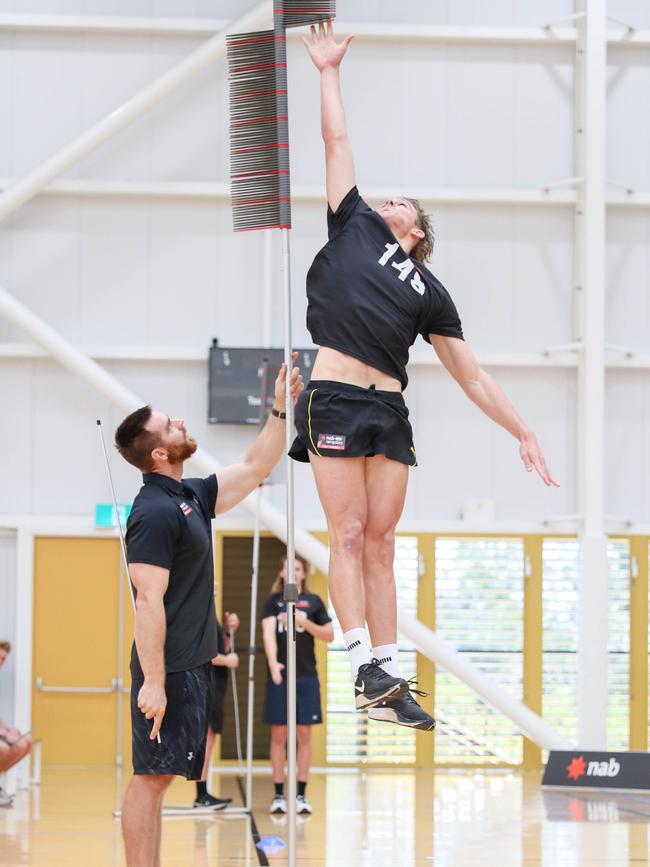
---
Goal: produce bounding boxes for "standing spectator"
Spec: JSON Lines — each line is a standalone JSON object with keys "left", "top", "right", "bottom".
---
{"left": 0, "top": 641, "right": 33, "bottom": 807}
{"left": 261, "top": 556, "right": 333, "bottom": 816}
{"left": 193, "top": 610, "right": 240, "bottom": 809}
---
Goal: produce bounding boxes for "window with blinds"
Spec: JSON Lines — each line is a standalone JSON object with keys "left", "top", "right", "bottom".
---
{"left": 434, "top": 538, "right": 524, "bottom": 765}
{"left": 542, "top": 539, "right": 579, "bottom": 744}
{"left": 542, "top": 538, "right": 630, "bottom": 751}
{"left": 326, "top": 536, "right": 419, "bottom": 764}
{"left": 607, "top": 539, "right": 629, "bottom": 750}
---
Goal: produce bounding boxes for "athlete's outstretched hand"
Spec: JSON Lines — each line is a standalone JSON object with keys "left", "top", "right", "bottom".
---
{"left": 519, "top": 430, "right": 559, "bottom": 487}
{"left": 301, "top": 19, "right": 353, "bottom": 71}
{"left": 274, "top": 351, "right": 304, "bottom": 408}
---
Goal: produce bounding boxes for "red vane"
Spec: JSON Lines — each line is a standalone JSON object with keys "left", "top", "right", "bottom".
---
{"left": 231, "top": 89, "right": 288, "bottom": 101}
{"left": 234, "top": 224, "right": 291, "bottom": 233}
{"left": 231, "top": 116, "right": 289, "bottom": 128}
{"left": 228, "top": 34, "right": 285, "bottom": 46}
{"left": 229, "top": 62, "right": 287, "bottom": 75}
{"left": 231, "top": 142, "right": 288, "bottom": 154}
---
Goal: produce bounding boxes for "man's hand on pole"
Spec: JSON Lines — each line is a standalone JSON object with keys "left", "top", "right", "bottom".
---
{"left": 274, "top": 351, "right": 304, "bottom": 409}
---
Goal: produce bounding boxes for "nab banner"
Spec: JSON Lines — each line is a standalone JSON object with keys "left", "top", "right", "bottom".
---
{"left": 543, "top": 751, "right": 650, "bottom": 791}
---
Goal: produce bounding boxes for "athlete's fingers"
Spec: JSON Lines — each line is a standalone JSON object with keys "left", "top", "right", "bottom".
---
{"left": 150, "top": 710, "right": 165, "bottom": 741}
{"left": 309, "top": 24, "right": 316, "bottom": 41}
{"left": 300, "top": 35, "right": 309, "bottom": 51}
{"left": 318, "top": 20, "right": 325, "bottom": 39}
{"left": 342, "top": 35, "right": 354, "bottom": 51}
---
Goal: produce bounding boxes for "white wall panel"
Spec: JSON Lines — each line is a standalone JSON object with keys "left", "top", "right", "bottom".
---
{"left": 606, "top": 211, "right": 650, "bottom": 353}
{"left": 606, "top": 371, "right": 650, "bottom": 522}
{"left": 0, "top": 2, "right": 646, "bottom": 528}
{"left": 607, "top": 48, "right": 650, "bottom": 190}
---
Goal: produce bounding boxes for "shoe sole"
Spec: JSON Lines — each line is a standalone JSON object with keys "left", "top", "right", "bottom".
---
{"left": 296, "top": 808, "right": 312, "bottom": 815}
{"left": 355, "top": 680, "right": 409, "bottom": 710}
{"left": 270, "top": 807, "right": 287, "bottom": 815}
{"left": 368, "top": 707, "right": 436, "bottom": 731}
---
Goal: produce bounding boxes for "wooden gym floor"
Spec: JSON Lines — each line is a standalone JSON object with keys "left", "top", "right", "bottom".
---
{"left": 1, "top": 767, "right": 649, "bottom": 866}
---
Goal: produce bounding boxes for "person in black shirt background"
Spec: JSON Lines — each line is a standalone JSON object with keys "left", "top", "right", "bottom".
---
{"left": 293, "top": 22, "right": 559, "bottom": 731}
{"left": 113, "top": 358, "right": 302, "bottom": 867}
{"left": 192, "top": 609, "right": 240, "bottom": 809}
{"left": 261, "top": 554, "right": 333, "bottom": 816}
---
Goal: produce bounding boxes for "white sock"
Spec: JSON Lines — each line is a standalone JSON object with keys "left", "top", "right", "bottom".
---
{"left": 372, "top": 643, "right": 401, "bottom": 678}
{"left": 343, "top": 627, "right": 372, "bottom": 680}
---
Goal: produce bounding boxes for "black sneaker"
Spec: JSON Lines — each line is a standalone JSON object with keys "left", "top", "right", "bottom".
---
{"left": 368, "top": 693, "right": 436, "bottom": 731}
{"left": 193, "top": 793, "right": 231, "bottom": 810}
{"left": 354, "top": 659, "right": 409, "bottom": 710}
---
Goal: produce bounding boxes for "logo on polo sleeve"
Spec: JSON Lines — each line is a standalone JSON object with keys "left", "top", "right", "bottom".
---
{"left": 179, "top": 501, "right": 193, "bottom": 516}
{"left": 317, "top": 433, "right": 346, "bottom": 450}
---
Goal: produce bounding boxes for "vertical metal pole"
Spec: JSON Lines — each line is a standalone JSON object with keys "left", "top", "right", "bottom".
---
{"left": 245, "top": 484, "right": 263, "bottom": 811}
{"left": 116, "top": 557, "right": 126, "bottom": 768}
{"left": 262, "top": 229, "right": 273, "bottom": 348}
{"left": 280, "top": 227, "right": 297, "bottom": 867}
{"left": 575, "top": 0, "right": 608, "bottom": 748}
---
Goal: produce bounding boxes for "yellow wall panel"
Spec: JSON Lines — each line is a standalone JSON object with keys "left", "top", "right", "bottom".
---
{"left": 33, "top": 537, "right": 121, "bottom": 765}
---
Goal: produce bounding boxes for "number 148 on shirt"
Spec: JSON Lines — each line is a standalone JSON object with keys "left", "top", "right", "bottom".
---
{"left": 378, "top": 243, "right": 426, "bottom": 295}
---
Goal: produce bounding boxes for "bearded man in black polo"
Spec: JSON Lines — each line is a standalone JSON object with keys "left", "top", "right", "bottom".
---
{"left": 114, "top": 360, "right": 302, "bottom": 867}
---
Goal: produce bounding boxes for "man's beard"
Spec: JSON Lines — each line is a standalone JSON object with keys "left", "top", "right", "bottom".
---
{"left": 166, "top": 436, "right": 198, "bottom": 465}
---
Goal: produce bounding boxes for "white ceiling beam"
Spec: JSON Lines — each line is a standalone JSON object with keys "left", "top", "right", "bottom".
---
{"left": 0, "top": 1, "right": 272, "bottom": 224}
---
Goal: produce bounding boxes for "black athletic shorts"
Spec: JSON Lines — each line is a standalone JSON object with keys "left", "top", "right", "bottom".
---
{"left": 289, "top": 379, "right": 417, "bottom": 466}
{"left": 131, "top": 663, "right": 210, "bottom": 779}
{"left": 262, "top": 674, "right": 323, "bottom": 726}
{"left": 208, "top": 667, "right": 227, "bottom": 735}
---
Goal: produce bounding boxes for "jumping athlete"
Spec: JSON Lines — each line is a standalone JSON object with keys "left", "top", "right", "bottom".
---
{"left": 292, "top": 22, "right": 559, "bottom": 731}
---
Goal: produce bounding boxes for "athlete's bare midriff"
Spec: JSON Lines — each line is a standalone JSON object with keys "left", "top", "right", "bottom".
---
{"left": 311, "top": 347, "right": 402, "bottom": 392}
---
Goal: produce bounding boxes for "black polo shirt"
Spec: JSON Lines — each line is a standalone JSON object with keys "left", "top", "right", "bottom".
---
{"left": 126, "top": 472, "right": 219, "bottom": 678}
{"left": 306, "top": 186, "right": 464, "bottom": 390}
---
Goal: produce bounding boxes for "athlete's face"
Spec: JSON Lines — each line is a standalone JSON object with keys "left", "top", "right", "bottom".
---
{"left": 146, "top": 410, "right": 198, "bottom": 466}
{"left": 280, "top": 558, "right": 306, "bottom": 589}
{"left": 379, "top": 198, "right": 425, "bottom": 249}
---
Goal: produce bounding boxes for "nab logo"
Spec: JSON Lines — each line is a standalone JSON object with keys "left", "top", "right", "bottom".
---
{"left": 566, "top": 755, "right": 621, "bottom": 781}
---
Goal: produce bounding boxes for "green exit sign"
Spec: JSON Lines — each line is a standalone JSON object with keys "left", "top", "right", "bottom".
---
{"left": 95, "top": 503, "right": 132, "bottom": 528}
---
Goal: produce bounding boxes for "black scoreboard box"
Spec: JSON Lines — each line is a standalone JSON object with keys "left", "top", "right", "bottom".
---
{"left": 208, "top": 344, "right": 316, "bottom": 425}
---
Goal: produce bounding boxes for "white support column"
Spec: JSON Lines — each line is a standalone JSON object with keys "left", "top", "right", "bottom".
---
{"left": 575, "top": 0, "right": 609, "bottom": 748}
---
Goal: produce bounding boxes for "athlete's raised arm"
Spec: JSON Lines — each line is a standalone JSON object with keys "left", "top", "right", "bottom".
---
{"left": 301, "top": 20, "right": 355, "bottom": 211}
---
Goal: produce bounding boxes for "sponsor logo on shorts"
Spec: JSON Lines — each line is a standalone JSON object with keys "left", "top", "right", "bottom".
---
{"left": 179, "top": 501, "right": 193, "bottom": 516}
{"left": 187, "top": 751, "right": 194, "bottom": 761}
{"left": 317, "top": 433, "right": 346, "bottom": 450}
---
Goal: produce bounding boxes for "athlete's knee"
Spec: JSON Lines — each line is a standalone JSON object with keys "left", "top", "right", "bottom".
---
{"left": 364, "top": 525, "right": 396, "bottom": 564}
{"left": 133, "top": 773, "right": 174, "bottom": 793}
{"left": 271, "top": 725, "right": 287, "bottom": 745}
{"left": 330, "top": 516, "right": 366, "bottom": 557}
{"left": 296, "top": 726, "right": 311, "bottom": 746}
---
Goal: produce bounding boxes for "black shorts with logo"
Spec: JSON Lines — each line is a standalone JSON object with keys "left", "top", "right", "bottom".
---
{"left": 289, "top": 380, "right": 417, "bottom": 467}
{"left": 131, "top": 662, "right": 210, "bottom": 779}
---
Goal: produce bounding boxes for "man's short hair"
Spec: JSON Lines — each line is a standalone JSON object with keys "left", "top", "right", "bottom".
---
{"left": 0, "top": 641, "right": 11, "bottom": 654}
{"left": 115, "top": 406, "right": 161, "bottom": 472}
{"left": 406, "top": 198, "right": 435, "bottom": 263}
